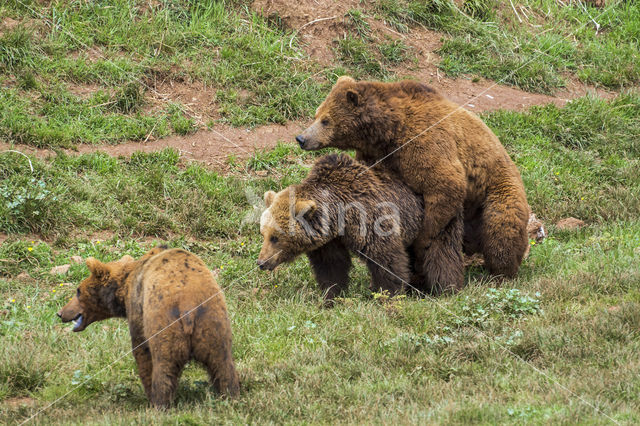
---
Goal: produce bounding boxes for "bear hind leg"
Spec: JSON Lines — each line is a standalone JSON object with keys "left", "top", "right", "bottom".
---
{"left": 480, "top": 194, "right": 528, "bottom": 279}
{"left": 149, "top": 338, "right": 189, "bottom": 408}
{"left": 193, "top": 323, "right": 239, "bottom": 398}
{"left": 203, "top": 350, "right": 239, "bottom": 398}
{"left": 132, "top": 343, "right": 153, "bottom": 399}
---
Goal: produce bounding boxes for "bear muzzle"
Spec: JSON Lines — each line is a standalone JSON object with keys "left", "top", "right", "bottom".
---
{"left": 256, "top": 258, "right": 276, "bottom": 271}
{"left": 296, "top": 135, "right": 307, "bottom": 149}
{"left": 57, "top": 297, "right": 88, "bottom": 332}
{"left": 58, "top": 310, "right": 86, "bottom": 332}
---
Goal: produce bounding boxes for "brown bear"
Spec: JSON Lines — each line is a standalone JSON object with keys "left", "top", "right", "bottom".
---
{"left": 57, "top": 247, "right": 239, "bottom": 408}
{"left": 296, "top": 76, "right": 530, "bottom": 294}
{"left": 257, "top": 153, "right": 424, "bottom": 302}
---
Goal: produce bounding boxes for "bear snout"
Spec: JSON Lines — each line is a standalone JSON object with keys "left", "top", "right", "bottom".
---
{"left": 296, "top": 135, "right": 306, "bottom": 149}
{"left": 256, "top": 258, "right": 269, "bottom": 270}
{"left": 257, "top": 258, "right": 277, "bottom": 271}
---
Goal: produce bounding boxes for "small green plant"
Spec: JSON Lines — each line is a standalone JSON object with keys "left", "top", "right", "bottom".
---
{"left": 168, "top": 104, "right": 197, "bottom": 136}
{"left": 462, "top": 0, "right": 495, "bottom": 21}
{"left": 113, "top": 82, "right": 144, "bottom": 114}
{"left": 0, "top": 177, "right": 64, "bottom": 234}
{"left": 17, "top": 72, "right": 38, "bottom": 90}
{"left": 379, "top": 39, "right": 410, "bottom": 64}
{"left": 336, "top": 35, "right": 386, "bottom": 79}
{"left": 346, "top": 9, "right": 371, "bottom": 38}
{"left": 454, "top": 288, "right": 542, "bottom": 328}
{"left": 0, "top": 27, "right": 33, "bottom": 70}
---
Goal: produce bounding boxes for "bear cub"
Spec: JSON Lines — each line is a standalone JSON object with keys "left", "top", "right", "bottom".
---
{"left": 257, "top": 154, "right": 424, "bottom": 302}
{"left": 58, "top": 247, "right": 239, "bottom": 408}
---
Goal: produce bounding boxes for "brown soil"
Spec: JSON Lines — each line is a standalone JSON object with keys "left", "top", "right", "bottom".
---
{"left": 146, "top": 74, "right": 221, "bottom": 125}
{"left": 3, "top": 396, "right": 37, "bottom": 409}
{"left": 253, "top": 0, "right": 360, "bottom": 65}
{"left": 1, "top": 121, "right": 304, "bottom": 169}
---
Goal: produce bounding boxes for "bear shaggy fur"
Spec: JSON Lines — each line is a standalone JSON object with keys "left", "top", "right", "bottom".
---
{"left": 57, "top": 247, "right": 239, "bottom": 408}
{"left": 257, "top": 153, "right": 424, "bottom": 302}
{"left": 296, "top": 76, "right": 530, "bottom": 294}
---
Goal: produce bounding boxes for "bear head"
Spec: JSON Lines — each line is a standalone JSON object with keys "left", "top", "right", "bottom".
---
{"left": 297, "top": 77, "right": 436, "bottom": 154}
{"left": 257, "top": 188, "right": 323, "bottom": 271}
{"left": 295, "top": 76, "right": 366, "bottom": 151}
{"left": 57, "top": 255, "right": 133, "bottom": 332}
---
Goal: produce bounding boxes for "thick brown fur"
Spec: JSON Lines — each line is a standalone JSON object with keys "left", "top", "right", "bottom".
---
{"left": 257, "top": 154, "right": 424, "bottom": 302}
{"left": 57, "top": 247, "right": 239, "bottom": 408}
{"left": 297, "top": 77, "right": 530, "bottom": 292}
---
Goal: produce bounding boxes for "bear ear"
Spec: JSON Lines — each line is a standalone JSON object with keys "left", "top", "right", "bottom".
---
{"left": 118, "top": 254, "right": 135, "bottom": 263}
{"left": 85, "top": 257, "right": 109, "bottom": 279}
{"left": 294, "top": 199, "right": 317, "bottom": 218}
{"left": 346, "top": 89, "right": 359, "bottom": 107}
{"left": 336, "top": 75, "right": 355, "bottom": 85}
{"left": 264, "top": 190, "right": 276, "bottom": 207}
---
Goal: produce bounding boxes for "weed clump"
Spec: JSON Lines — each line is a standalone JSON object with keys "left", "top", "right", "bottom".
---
{"left": 114, "top": 82, "right": 144, "bottom": 114}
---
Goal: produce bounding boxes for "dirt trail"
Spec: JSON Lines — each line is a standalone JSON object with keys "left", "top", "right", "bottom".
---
{"left": 1, "top": 0, "right": 616, "bottom": 169}
{"left": 1, "top": 121, "right": 304, "bottom": 167}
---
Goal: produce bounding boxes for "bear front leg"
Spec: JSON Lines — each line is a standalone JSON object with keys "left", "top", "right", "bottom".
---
{"left": 306, "top": 239, "right": 352, "bottom": 303}
{"left": 364, "top": 245, "right": 411, "bottom": 296}
{"left": 129, "top": 323, "right": 153, "bottom": 398}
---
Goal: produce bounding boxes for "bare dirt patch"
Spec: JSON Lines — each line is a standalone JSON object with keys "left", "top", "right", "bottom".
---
{"left": 1, "top": 122, "right": 304, "bottom": 171}
{"left": 3, "top": 396, "right": 37, "bottom": 409}
{"left": 253, "top": 0, "right": 359, "bottom": 65}
{"left": 67, "top": 83, "right": 104, "bottom": 99}
{"left": 147, "top": 76, "right": 220, "bottom": 125}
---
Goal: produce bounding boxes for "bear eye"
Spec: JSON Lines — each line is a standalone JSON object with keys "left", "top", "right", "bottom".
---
{"left": 270, "top": 235, "right": 279, "bottom": 244}
{"left": 321, "top": 119, "right": 329, "bottom": 126}
{"left": 76, "top": 288, "right": 81, "bottom": 297}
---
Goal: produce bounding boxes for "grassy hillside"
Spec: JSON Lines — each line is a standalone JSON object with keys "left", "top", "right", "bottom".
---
{"left": 2, "top": 0, "right": 640, "bottom": 424}
{"left": 2, "top": 0, "right": 640, "bottom": 148}
{"left": 2, "top": 90, "right": 640, "bottom": 423}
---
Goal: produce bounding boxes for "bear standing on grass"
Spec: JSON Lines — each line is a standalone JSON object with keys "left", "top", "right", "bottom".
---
{"left": 296, "top": 77, "right": 530, "bottom": 294}
{"left": 58, "top": 247, "right": 239, "bottom": 408}
{"left": 257, "top": 154, "right": 424, "bottom": 302}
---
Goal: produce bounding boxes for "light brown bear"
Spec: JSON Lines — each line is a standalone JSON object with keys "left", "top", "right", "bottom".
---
{"left": 57, "top": 247, "right": 239, "bottom": 408}
{"left": 257, "top": 154, "right": 424, "bottom": 302}
{"left": 296, "top": 77, "right": 530, "bottom": 294}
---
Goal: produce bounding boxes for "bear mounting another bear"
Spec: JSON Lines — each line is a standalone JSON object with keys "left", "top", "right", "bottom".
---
{"left": 57, "top": 247, "right": 239, "bottom": 408}
{"left": 296, "top": 76, "right": 530, "bottom": 294}
{"left": 257, "top": 153, "right": 435, "bottom": 303}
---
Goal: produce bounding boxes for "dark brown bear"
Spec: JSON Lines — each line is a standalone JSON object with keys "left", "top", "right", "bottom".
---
{"left": 296, "top": 76, "right": 530, "bottom": 293}
{"left": 57, "top": 247, "right": 239, "bottom": 408}
{"left": 257, "top": 154, "right": 424, "bottom": 302}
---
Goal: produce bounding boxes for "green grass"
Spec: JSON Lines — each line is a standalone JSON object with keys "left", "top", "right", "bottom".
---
{"left": 374, "top": 0, "right": 640, "bottom": 93}
{"left": 334, "top": 9, "right": 414, "bottom": 80}
{"left": 1, "top": 92, "right": 640, "bottom": 423}
{"left": 0, "top": 0, "right": 329, "bottom": 147}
